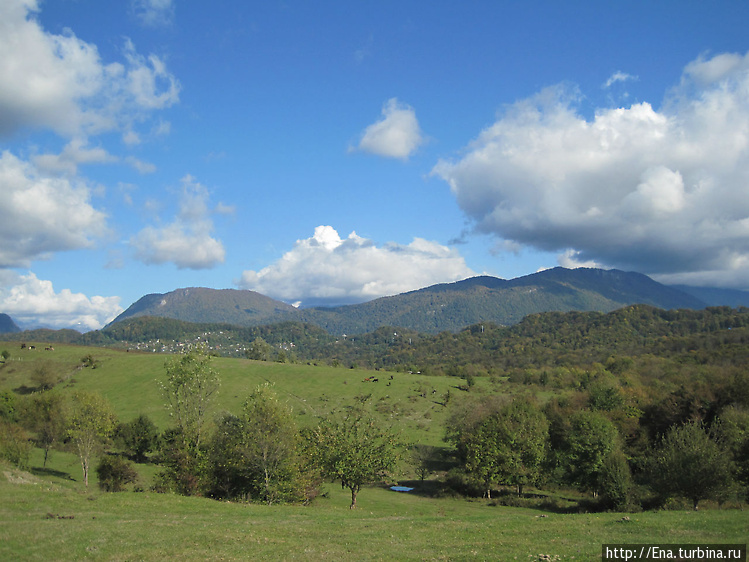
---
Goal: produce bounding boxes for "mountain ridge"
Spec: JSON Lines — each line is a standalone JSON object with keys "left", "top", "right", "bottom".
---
{"left": 109, "top": 267, "right": 711, "bottom": 335}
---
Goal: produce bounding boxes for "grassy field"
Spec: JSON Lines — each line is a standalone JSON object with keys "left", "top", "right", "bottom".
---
{"left": 1, "top": 342, "right": 747, "bottom": 560}
{"left": 2, "top": 462, "right": 747, "bottom": 561}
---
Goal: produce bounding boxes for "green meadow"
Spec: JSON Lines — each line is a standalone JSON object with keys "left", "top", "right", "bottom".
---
{"left": 1, "top": 342, "right": 747, "bottom": 560}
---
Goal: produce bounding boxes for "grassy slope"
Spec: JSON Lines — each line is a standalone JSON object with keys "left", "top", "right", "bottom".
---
{"left": 2, "top": 342, "right": 747, "bottom": 560}
{"left": 0, "top": 341, "right": 464, "bottom": 446}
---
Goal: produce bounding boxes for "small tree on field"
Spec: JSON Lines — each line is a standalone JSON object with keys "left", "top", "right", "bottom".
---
{"left": 310, "top": 405, "right": 400, "bottom": 509}
{"left": 117, "top": 414, "right": 159, "bottom": 463}
{"left": 160, "top": 346, "right": 219, "bottom": 453}
{"left": 158, "top": 347, "right": 219, "bottom": 495}
{"left": 66, "top": 391, "right": 117, "bottom": 489}
{"left": 22, "top": 391, "right": 66, "bottom": 468}
{"left": 648, "top": 421, "right": 735, "bottom": 510}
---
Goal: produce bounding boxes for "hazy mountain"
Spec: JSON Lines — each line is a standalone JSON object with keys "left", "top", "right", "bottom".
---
{"left": 669, "top": 285, "right": 749, "bottom": 308}
{"left": 110, "top": 268, "right": 708, "bottom": 334}
{"left": 297, "top": 267, "right": 707, "bottom": 334}
{"left": 0, "top": 313, "right": 21, "bottom": 334}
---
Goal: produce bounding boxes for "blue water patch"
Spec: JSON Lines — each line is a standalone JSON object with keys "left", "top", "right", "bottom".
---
{"left": 390, "top": 486, "right": 414, "bottom": 492}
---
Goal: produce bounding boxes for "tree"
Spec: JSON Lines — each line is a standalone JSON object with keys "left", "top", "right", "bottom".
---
{"left": 158, "top": 347, "right": 219, "bottom": 495}
{"left": 246, "top": 337, "right": 271, "bottom": 361}
{"left": 558, "top": 410, "right": 619, "bottom": 495}
{"left": 160, "top": 346, "right": 219, "bottom": 453}
{"left": 712, "top": 405, "right": 749, "bottom": 489}
{"left": 310, "top": 406, "right": 400, "bottom": 508}
{"left": 207, "top": 384, "right": 309, "bottom": 504}
{"left": 22, "top": 391, "right": 66, "bottom": 468}
{"left": 463, "top": 398, "right": 549, "bottom": 497}
{"left": 66, "top": 391, "right": 117, "bottom": 489}
{"left": 116, "top": 414, "right": 159, "bottom": 463}
{"left": 240, "top": 383, "right": 303, "bottom": 504}
{"left": 648, "top": 421, "right": 735, "bottom": 509}
{"left": 31, "top": 361, "right": 59, "bottom": 391}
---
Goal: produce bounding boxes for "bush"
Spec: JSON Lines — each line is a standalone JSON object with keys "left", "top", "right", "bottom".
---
{"left": 96, "top": 456, "right": 138, "bottom": 492}
{"left": 0, "top": 422, "right": 31, "bottom": 469}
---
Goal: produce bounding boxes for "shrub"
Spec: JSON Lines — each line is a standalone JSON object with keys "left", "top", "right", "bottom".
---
{"left": 96, "top": 456, "right": 138, "bottom": 492}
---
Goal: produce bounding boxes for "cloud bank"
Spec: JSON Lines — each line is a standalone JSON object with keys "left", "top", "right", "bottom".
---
{"left": 130, "top": 176, "right": 228, "bottom": 269}
{"left": 237, "top": 226, "right": 475, "bottom": 306}
{"left": 433, "top": 51, "right": 749, "bottom": 289}
{"left": 0, "top": 151, "right": 108, "bottom": 268}
{"left": 353, "top": 98, "right": 424, "bottom": 160}
{"left": 0, "top": 272, "right": 123, "bottom": 331}
{"left": 0, "top": 1, "right": 179, "bottom": 139}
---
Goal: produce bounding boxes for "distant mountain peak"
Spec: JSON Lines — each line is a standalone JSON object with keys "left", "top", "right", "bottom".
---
{"left": 0, "top": 313, "right": 21, "bottom": 334}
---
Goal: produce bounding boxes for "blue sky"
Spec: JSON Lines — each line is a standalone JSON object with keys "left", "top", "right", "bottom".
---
{"left": 2, "top": 0, "right": 749, "bottom": 330}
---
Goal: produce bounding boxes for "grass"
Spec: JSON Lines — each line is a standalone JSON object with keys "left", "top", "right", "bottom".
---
{"left": 2, "top": 462, "right": 747, "bottom": 561}
{"left": 0, "top": 342, "right": 462, "bottom": 447}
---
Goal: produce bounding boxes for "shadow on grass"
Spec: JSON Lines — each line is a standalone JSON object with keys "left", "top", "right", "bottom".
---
{"left": 30, "top": 466, "right": 74, "bottom": 480}
{"left": 388, "top": 480, "right": 588, "bottom": 514}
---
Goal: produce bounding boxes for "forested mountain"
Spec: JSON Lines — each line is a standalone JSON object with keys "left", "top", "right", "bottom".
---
{"left": 109, "top": 287, "right": 298, "bottom": 326}
{"left": 110, "top": 267, "right": 707, "bottom": 335}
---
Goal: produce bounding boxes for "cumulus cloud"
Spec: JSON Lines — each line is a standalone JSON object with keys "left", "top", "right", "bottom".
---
{"left": 432, "top": 51, "right": 749, "bottom": 289}
{"left": 237, "top": 225, "right": 475, "bottom": 306}
{"left": 0, "top": 151, "right": 109, "bottom": 267}
{"left": 130, "top": 175, "right": 226, "bottom": 269}
{"left": 0, "top": 271, "right": 123, "bottom": 331}
{"left": 0, "top": 0, "right": 179, "bottom": 138}
{"left": 353, "top": 98, "right": 424, "bottom": 160}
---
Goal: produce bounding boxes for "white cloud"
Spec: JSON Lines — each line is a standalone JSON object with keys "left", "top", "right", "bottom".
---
{"left": 603, "top": 71, "right": 637, "bottom": 89}
{"left": 32, "top": 138, "right": 116, "bottom": 176}
{"left": 432, "top": 51, "right": 749, "bottom": 289}
{"left": 237, "top": 225, "right": 475, "bottom": 306}
{"left": 0, "top": 151, "right": 109, "bottom": 267}
{"left": 130, "top": 175, "right": 226, "bottom": 269}
{"left": 353, "top": 98, "right": 424, "bottom": 160}
{"left": 0, "top": 271, "right": 122, "bottom": 331}
{"left": 0, "top": 0, "right": 179, "bottom": 138}
{"left": 131, "top": 0, "right": 175, "bottom": 27}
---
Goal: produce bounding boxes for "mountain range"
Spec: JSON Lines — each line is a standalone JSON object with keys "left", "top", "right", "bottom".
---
{"left": 100, "top": 267, "right": 745, "bottom": 335}
{"left": 3, "top": 267, "right": 748, "bottom": 337}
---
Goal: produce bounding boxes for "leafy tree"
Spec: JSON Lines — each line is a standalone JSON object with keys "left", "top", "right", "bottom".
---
{"left": 22, "top": 391, "right": 66, "bottom": 467}
{"left": 647, "top": 421, "right": 735, "bottom": 509}
{"left": 160, "top": 346, "right": 219, "bottom": 453}
{"left": 463, "top": 398, "right": 548, "bottom": 497}
{"left": 1, "top": 350, "right": 9, "bottom": 361}
{"left": 117, "top": 414, "right": 159, "bottom": 463}
{"left": 240, "top": 383, "right": 304, "bottom": 504}
{"left": 0, "top": 390, "right": 17, "bottom": 422}
{"left": 207, "top": 384, "right": 310, "bottom": 504}
{"left": 158, "top": 347, "right": 219, "bottom": 495}
{"left": 66, "top": 391, "right": 117, "bottom": 489}
{"left": 246, "top": 337, "right": 271, "bottom": 361}
{"left": 31, "top": 361, "right": 59, "bottom": 391}
{"left": 310, "top": 405, "right": 400, "bottom": 508}
{"left": 0, "top": 421, "right": 31, "bottom": 469}
{"left": 712, "top": 405, "right": 749, "bottom": 489}
{"left": 96, "top": 456, "right": 138, "bottom": 492}
{"left": 558, "top": 410, "right": 619, "bottom": 495}
{"left": 598, "top": 449, "right": 634, "bottom": 511}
